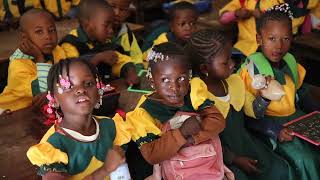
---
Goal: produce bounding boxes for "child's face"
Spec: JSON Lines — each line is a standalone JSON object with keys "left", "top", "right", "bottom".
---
{"left": 54, "top": 62, "right": 99, "bottom": 117}
{"left": 87, "top": 8, "right": 114, "bottom": 43}
{"left": 170, "top": 9, "right": 198, "bottom": 41}
{"left": 151, "top": 59, "right": 190, "bottom": 107}
{"left": 257, "top": 20, "right": 292, "bottom": 63}
{"left": 107, "top": 0, "right": 131, "bottom": 28}
{"left": 22, "top": 13, "right": 58, "bottom": 55}
{"left": 204, "top": 43, "right": 234, "bottom": 80}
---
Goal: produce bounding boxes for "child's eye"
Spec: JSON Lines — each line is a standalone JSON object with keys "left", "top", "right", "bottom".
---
{"left": 162, "top": 78, "right": 170, "bottom": 83}
{"left": 283, "top": 37, "right": 290, "bottom": 41}
{"left": 178, "top": 76, "right": 186, "bottom": 82}
{"left": 85, "top": 81, "right": 94, "bottom": 87}
{"left": 268, "top": 37, "right": 276, "bottom": 41}
{"left": 49, "top": 28, "right": 56, "bottom": 33}
{"left": 35, "top": 29, "right": 43, "bottom": 34}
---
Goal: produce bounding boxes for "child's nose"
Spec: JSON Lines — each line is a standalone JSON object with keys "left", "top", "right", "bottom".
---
{"left": 75, "top": 86, "right": 87, "bottom": 95}
{"left": 169, "top": 82, "right": 180, "bottom": 92}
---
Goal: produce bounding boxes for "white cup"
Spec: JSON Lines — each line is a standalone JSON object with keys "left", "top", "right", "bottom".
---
{"left": 110, "top": 163, "right": 131, "bottom": 180}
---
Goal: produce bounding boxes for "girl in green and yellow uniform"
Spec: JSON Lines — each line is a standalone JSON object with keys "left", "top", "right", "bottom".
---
{"left": 186, "top": 29, "right": 291, "bottom": 180}
{"left": 27, "top": 58, "right": 132, "bottom": 179}
{"left": 239, "top": 4, "right": 320, "bottom": 180}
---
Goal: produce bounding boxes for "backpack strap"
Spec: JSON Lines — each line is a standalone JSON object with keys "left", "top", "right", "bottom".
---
{"left": 39, "top": 0, "right": 47, "bottom": 11}
{"left": 15, "top": 0, "right": 26, "bottom": 16}
{"left": 56, "top": 0, "right": 63, "bottom": 18}
{"left": 247, "top": 52, "right": 299, "bottom": 88}
{"left": 3, "top": 0, "right": 13, "bottom": 19}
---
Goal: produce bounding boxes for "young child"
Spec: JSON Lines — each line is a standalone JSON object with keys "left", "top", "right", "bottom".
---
{"left": 0, "top": 9, "right": 66, "bottom": 111}
{"left": 219, "top": 0, "right": 281, "bottom": 57}
{"left": 187, "top": 29, "right": 290, "bottom": 180}
{"left": 142, "top": 1, "right": 198, "bottom": 63}
{"left": 60, "top": 0, "right": 139, "bottom": 85}
{"left": 127, "top": 42, "right": 229, "bottom": 180}
{"left": 27, "top": 58, "right": 132, "bottom": 179}
{"left": 239, "top": 4, "right": 320, "bottom": 180}
{"left": 106, "top": 0, "right": 143, "bottom": 66}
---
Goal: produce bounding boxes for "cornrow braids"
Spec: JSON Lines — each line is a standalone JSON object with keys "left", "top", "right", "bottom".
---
{"left": 146, "top": 42, "right": 191, "bottom": 79}
{"left": 256, "top": 3, "right": 293, "bottom": 34}
{"left": 168, "top": 1, "right": 198, "bottom": 21}
{"left": 186, "top": 29, "right": 229, "bottom": 76}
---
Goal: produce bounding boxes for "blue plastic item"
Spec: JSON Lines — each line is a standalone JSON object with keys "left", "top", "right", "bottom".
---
{"left": 162, "top": 0, "right": 212, "bottom": 13}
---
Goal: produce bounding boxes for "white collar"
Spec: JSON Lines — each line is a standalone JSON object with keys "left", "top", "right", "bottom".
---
{"left": 117, "top": 23, "right": 128, "bottom": 37}
{"left": 62, "top": 117, "right": 99, "bottom": 142}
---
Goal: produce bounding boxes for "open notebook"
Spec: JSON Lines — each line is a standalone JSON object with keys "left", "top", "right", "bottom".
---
{"left": 284, "top": 111, "right": 320, "bottom": 146}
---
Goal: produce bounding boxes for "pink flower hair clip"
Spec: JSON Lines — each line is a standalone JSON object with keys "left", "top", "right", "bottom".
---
{"left": 57, "top": 75, "right": 71, "bottom": 94}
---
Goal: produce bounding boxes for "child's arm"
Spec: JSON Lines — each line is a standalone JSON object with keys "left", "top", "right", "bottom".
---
{"left": 126, "top": 108, "right": 188, "bottom": 165}
{"left": 192, "top": 105, "right": 225, "bottom": 144}
{"left": 219, "top": 0, "right": 251, "bottom": 24}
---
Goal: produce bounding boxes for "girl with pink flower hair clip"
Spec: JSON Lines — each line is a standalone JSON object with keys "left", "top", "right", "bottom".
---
{"left": 27, "top": 58, "right": 133, "bottom": 179}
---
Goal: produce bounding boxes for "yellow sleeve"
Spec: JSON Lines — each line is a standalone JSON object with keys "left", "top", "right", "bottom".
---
{"left": 190, "top": 77, "right": 211, "bottom": 110}
{"left": 61, "top": 42, "right": 80, "bottom": 58}
{"left": 0, "top": 59, "right": 36, "bottom": 110}
{"left": 126, "top": 107, "right": 162, "bottom": 146}
{"left": 112, "top": 52, "right": 133, "bottom": 77}
{"left": 27, "top": 142, "right": 68, "bottom": 167}
{"left": 297, "top": 63, "right": 306, "bottom": 89}
{"left": 130, "top": 35, "right": 143, "bottom": 64}
{"left": 243, "top": 90, "right": 256, "bottom": 118}
{"left": 219, "top": 0, "right": 241, "bottom": 15}
{"left": 112, "top": 113, "right": 133, "bottom": 146}
{"left": 52, "top": 45, "right": 67, "bottom": 63}
{"left": 307, "top": 0, "right": 319, "bottom": 9}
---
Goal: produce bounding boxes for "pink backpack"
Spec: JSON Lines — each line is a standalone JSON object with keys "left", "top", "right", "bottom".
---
{"left": 157, "top": 112, "right": 227, "bottom": 180}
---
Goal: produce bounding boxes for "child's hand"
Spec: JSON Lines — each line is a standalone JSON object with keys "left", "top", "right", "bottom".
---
{"left": 103, "top": 146, "right": 126, "bottom": 174}
{"left": 235, "top": 8, "right": 252, "bottom": 19}
{"left": 179, "top": 116, "right": 201, "bottom": 138}
{"left": 278, "top": 128, "right": 294, "bottom": 142}
{"left": 94, "top": 50, "right": 118, "bottom": 66}
{"left": 19, "top": 38, "right": 44, "bottom": 63}
{"left": 124, "top": 67, "right": 140, "bottom": 86}
{"left": 233, "top": 156, "right": 261, "bottom": 175}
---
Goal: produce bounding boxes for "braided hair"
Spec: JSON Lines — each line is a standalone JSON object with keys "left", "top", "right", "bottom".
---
{"left": 256, "top": 3, "right": 293, "bottom": 34}
{"left": 147, "top": 42, "right": 191, "bottom": 73}
{"left": 186, "top": 29, "right": 230, "bottom": 76}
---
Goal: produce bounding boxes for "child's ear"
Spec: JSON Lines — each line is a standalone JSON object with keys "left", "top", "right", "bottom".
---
{"left": 256, "top": 33, "right": 262, "bottom": 46}
{"left": 19, "top": 30, "right": 28, "bottom": 41}
{"left": 149, "top": 77, "right": 155, "bottom": 89}
{"left": 199, "top": 63, "right": 208, "bottom": 75}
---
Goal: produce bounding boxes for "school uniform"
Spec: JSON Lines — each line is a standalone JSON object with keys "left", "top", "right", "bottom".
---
{"left": 0, "top": 46, "right": 66, "bottom": 111}
{"left": 239, "top": 52, "right": 320, "bottom": 180}
{"left": 190, "top": 76, "right": 290, "bottom": 180}
{"left": 27, "top": 115, "right": 132, "bottom": 180}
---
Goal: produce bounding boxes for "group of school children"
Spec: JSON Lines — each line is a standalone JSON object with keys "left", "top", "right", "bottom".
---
{"left": 0, "top": 0, "right": 319, "bottom": 179}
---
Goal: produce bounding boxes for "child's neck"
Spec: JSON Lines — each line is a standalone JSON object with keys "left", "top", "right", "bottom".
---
{"left": 204, "top": 77, "right": 228, "bottom": 97}
{"left": 60, "top": 113, "right": 96, "bottom": 136}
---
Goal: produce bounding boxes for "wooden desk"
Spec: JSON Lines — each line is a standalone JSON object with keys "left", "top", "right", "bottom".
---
{"left": 292, "top": 32, "right": 320, "bottom": 61}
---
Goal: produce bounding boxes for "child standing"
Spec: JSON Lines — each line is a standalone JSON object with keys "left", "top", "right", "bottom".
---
{"left": 0, "top": 9, "right": 66, "bottom": 111}
{"left": 142, "top": 1, "right": 198, "bottom": 63}
{"left": 106, "top": 0, "right": 143, "bottom": 66}
{"left": 60, "top": 0, "right": 139, "bottom": 85}
{"left": 239, "top": 4, "right": 320, "bottom": 180}
{"left": 186, "top": 29, "right": 290, "bottom": 180}
{"left": 127, "top": 42, "right": 229, "bottom": 180}
{"left": 27, "top": 58, "right": 132, "bottom": 179}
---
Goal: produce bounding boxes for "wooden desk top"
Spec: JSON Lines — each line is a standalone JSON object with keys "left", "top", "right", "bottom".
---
{"left": 291, "top": 32, "right": 320, "bottom": 62}
{"left": 293, "top": 32, "right": 320, "bottom": 50}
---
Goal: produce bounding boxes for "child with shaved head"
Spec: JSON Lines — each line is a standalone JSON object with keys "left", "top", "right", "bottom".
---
{"left": 0, "top": 9, "right": 66, "bottom": 111}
